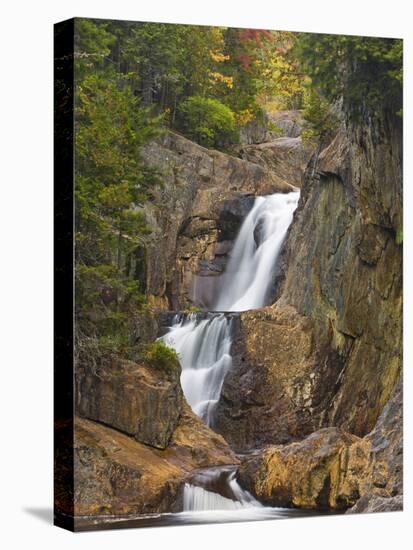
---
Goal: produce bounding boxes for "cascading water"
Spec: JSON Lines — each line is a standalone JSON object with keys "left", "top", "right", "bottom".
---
{"left": 161, "top": 313, "right": 232, "bottom": 426}
{"left": 214, "top": 191, "right": 300, "bottom": 312}
{"left": 182, "top": 466, "right": 262, "bottom": 511}
{"left": 161, "top": 191, "right": 299, "bottom": 514}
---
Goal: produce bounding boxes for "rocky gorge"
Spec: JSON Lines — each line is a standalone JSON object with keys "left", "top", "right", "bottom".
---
{"left": 66, "top": 104, "right": 402, "bottom": 525}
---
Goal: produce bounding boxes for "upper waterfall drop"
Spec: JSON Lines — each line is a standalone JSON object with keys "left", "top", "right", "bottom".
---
{"left": 214, "top": 190, "right": 300, "bottom": 312}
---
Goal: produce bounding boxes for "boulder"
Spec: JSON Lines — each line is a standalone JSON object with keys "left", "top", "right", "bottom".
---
{"left": 77, "top": 357, "right": 182, "bottom": 450}
{"left": 214, "top": 304, "right": 319, "bottom": 450}
{"left": 347, "top": 495, "right": 403, "bottom": 514}
{"left": 238, "top": 109, "right": 303, "bottom": 144}
{"left": 238, "top": 136, "right": 312, "bottom": 189}
{"left": 238, "top": 428, "right": 361, "bottom": 509}
{"left": 268, "top": 110, "right": 303, "bottom": 138}
{"left": 238, "top": 380, "right": 402, "bottom": 512}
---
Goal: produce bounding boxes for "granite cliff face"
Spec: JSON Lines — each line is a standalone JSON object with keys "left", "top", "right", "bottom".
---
{"left": 212, "top": 106, "right": 402, "bottom": 512}
{"left": 77, "top": 357, "right": 183, "bottom": 449}
{"left": 278, "top": 109, "right": 402, "bottom": 437}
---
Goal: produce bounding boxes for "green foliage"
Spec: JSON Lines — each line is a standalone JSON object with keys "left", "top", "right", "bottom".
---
{"left": 141, "top": 341, "right": 180, "bottom": 374}
{"left": 182, "top": 305, "right": 202, "bottom": 313}
{"left": 74, "top": 19, "right": 116, "bottom": 80}
{"left": 74, "top": 20, "right": 164, "bottom": 359}
{"left": 73, "top": 18, "right": 403, "bottom": 365}
{"left": 301, "top": 87, "right": 340, "bottom": 144}
{"left": 294, "top": 34, "right": 403, "bottom": 115}
{"left": 395, "top": 228, "right": 403, "bottom": 245}
{"left": 179, "top": 96, "right": 237, "bottom": 147}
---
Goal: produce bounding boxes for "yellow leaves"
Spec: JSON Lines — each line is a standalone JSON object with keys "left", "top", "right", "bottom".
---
{"left": 210, "top": 50, "right": 230, "bottom": 63}
{"left": 208, "top": 49, "right": 232, "bottom": 89}
{"left": 208, "top": 71, "right": 234, "bottom": 89}
{"left": 235, "top": 109, "right": 254, "bottom": 126}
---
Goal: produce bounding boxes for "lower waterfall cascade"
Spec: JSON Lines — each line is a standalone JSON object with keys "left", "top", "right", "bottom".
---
{"left": 182, "top": 466, "right": 262, "bottom": 511}
{"left": 162, "top": 191, "right": 300, "bottom": 512}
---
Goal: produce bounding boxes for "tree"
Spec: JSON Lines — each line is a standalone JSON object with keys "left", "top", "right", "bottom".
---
{"left": 294, "top": 34, "right": 402, "bottom": 115}
{"left": 301, "top": 87, "right": 339, "bottom": 145}
{"left": 178, "top": 95, "right": 236, "bottom": 147}
{"left": 74, "top": 20, "right": 163, "bottom": 360}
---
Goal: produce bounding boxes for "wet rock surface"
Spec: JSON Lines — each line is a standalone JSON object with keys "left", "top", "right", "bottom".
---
{"left": 214, "top": 305, "right": 319, "bottom": 449}
{"left": 278, "top": 115, "right": 402, "bottom": 437}
{"left": 213, "top": 107, "right": 402, "bottom": 513}
{"left": 238, "top": 427, "right": 361, "bottom": 509}
{"left": 69, "top": 104, "right": 402, "bottom": 520}
{"left": 346, "top": 494, "right": 403, "bottom": 514}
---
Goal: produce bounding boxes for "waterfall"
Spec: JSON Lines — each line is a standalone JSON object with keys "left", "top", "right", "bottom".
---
{"left": 162, "top": 191, "right": 299, "bottom": 426}
{"left": 161, "top": 191, "right": 299, "bottom": 514}
{"left": 214, "top": 191, "right": 299, "bottom": 312}
{"left": 182, "top": 467, "right": 262, "bottom": 511}
{"left": 161, "top": 313, "right": 232, "bottom": 426}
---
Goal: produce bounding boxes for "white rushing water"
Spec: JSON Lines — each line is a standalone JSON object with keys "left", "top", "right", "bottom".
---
{"left": 160, "top": 191, "right": 299, "bottom": 513}
{"left": 183, "top": 469, "right": 261, "bottom": 511}
{"left": 161, "top": 313, "right": 232, "bottom": 426}
{"left": 214, "top": 191, "right": 299, "bottom": 312}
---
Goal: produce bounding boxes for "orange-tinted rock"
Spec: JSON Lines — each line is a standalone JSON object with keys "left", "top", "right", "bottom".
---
{"left": 238, "top": 381, "right": 402, "bottom": 512}
{"left": 77, "top": 357, "right": 182, "bottom": 450}
{"left": 56, "top": 411, "right": 237, "bottom": 519}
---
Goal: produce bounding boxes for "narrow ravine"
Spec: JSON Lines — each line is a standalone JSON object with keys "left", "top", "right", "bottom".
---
{"left": 161, "top": 191, "right": 299, "bottom": 513}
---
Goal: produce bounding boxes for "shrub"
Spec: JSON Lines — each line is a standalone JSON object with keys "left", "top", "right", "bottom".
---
{"left": 179, "top": 95, "right": 237, "bottom": 147}
{"left": 141, "top": 340, "right": 180, "bottom": 375}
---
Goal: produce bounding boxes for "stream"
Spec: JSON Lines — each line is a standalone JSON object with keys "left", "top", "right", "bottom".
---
{"left": 161, "top": 191, "right": 301, "bottom": 517}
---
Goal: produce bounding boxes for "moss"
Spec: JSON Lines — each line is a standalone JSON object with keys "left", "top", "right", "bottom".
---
{"left": 142, "top": 341, "right": 180, "bottom": 375}
{"left": 183, "top": 305, "right": 202, "bottom": 313}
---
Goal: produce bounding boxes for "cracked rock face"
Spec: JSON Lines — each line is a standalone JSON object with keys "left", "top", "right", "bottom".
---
{"left": 238, "top": 136, "right": 312, "bottom": 189}
{"left": 277, "top": 114, "right": 402, "bottom": 437}
{"left": 76, "top": 357, "right": 183, "bottom": 449}
{"left": 141, "top": 131, "right": 295, "bottom": 310}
